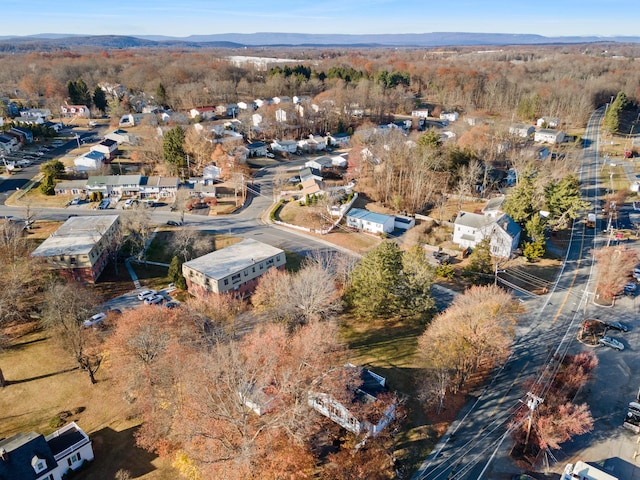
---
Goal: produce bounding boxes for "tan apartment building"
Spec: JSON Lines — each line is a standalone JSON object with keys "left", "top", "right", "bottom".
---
{"left": 182, "top": 238, "right": 285, "bottom": 297}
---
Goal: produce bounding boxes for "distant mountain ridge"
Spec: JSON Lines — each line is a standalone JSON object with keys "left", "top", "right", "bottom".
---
{"left": 0, "top": 32, "right": 639, "bottom": 49}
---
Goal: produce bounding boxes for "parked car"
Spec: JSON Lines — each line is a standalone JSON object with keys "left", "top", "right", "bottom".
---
{"left": 633, "top": 266, "right": 640, "bottom": 281}
{"left": 623, "top": 282, "right": 637, "bottom": 296}
{"left": 599, "top": 336, "right": 624, "bottom": 351}
{"left": 165, "top": 301, "right": 180, "bottom": 309}
{"left": 83, "top": 312, "right": 107, "bottom": 328}
{"left": 70, "top": 197, "right": 81, "bottom": 206}
{"left": 123, "top": 198, "right": 137, "bottom": 209}
{"left": 166, "top": 220, "right": 182, "bottom": 226}
{"left": 602, "top": 320, "right": 629, "bottom": 332}
{"left": 137, "top": 289, "right": 157, "bottom": 301}
{"left": 144, "top": 294, "right": 164, "bottom": 305}
{"left": 98, "top": 199, "right": 110, "bottom": 210}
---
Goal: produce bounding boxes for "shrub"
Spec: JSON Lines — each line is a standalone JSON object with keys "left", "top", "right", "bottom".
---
{"left": 435, "top": 263, "right": 455, "bottom": 279}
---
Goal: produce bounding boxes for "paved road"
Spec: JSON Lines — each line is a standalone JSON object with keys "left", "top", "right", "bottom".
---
{"left": 413, "top": 109, "right": 640, "bottom": 480}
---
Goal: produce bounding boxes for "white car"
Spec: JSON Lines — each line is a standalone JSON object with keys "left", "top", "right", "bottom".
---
{"left": 70, "top": 197, "right": 80, "bottom": 205}
{"left": 83, "top": 312, "right": 107, "bottom": 328}
{"left": 124, "top": 198, "right": 137, "bottom": 209}
{"left": 137, "top": 289, "right": 157, "bottom": 301}
{"left": 599, "top": 336, "right": 624, "bottom": 351}
{"left": 144, "top": 294, "right": 164, "bottom": 305}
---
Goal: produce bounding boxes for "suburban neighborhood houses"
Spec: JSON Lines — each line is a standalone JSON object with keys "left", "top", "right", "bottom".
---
{"left": 2, "top": 24, "right": 640, "bottom": 480}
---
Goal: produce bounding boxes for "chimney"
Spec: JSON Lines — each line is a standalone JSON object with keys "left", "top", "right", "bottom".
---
{"left": 0, "top": 448, "right": 8, "bottom": 461}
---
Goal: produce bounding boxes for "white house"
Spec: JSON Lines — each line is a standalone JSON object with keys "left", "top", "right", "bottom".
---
{"left": 440, "top": 111, "right": 459, "bottom": 122}
{"left": 254, "top": 98, "right": 273, "bottom": 108}
{"left": 104, "top": 129, "right": 130, "bottom": 144}
{"left": 90, "top": 138, "right": 118, "bottom": 160}
{"left": 140, "top": 176, "right": 180, "bottom": 198}
{"left": 203, "top": 164, "right": 223, "bottom": 181}
{"left": 247, "top": 141, "right": 268, "bottom": 157}
{"left": 346, "top": 208, "right": 395, "bottom": 234}
{"left": 251, "top": 113, "right": 263, "bottom": 127}
{"left": 271, "top": 139, "right": 298, "bottom": 153}
{"left": 272, "top": 96, "right": 291, "bottom": 104}
{"left": 74, "top": 151, "right": 107, "bottom": 172}
{"left": 453, "top": 211, "right": 521, "bottom": 258}
{"left": 537, "top": 116, "right": 560, "bottom": 128}
{"left": 275, "top": 108, "right": 287, "bottom": 123}
{"left": 534, "top": 129, "right": 565, "bottom": 144}
{"left": 293, "top": 95, "right": 310, "bottom": 104}
{"left": 60, "top": 104, "right": 90, "bottom": 119}
{"left": 509, "top": 123, "right": 535, "bottom": 138}
{"left": 329, "top": 132, "right": 351, "bottom": 146}
{"left": 182, "top": 238, "right": 286, "bottom": 297}
{"left": 0, "top": 422, "right": 94, "bottom": 480}
{"left": 189, "top": 106, "right": 217, "bottom": 120}
{"left": 305, "top": 156, "right": 333, "bottom": 171}
{"left": 309, "top": 364, "right": 396, "bottom": 438}
{"left": 411, "top": 109, "right": 430, "bottom": 118}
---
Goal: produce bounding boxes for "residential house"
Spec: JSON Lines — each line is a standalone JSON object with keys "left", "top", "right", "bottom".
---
{"left": 31, "top": 215, "right": 121, "bottom": 283}
{"left": 189, "top": 107, "right": 217, "bottom": 120}
{"left": 330, "top": 154, "right": 348, "bottom": 168}
{"left": 0, "top": 422, "right": 94, "bottom": 480}
{"left": 140, "top": 176, "right": 180, "bottom": 199}
{"left": 0, "top": 134, "right": 19, "bottom": 153}
{"left": 237, "top": 101, "right": 257, "bottom": 111}
{"left": 118, "top": 114, "right": 145, "bottom": 127}
{"left": 440, "top": 111, "right": 459, "bottom": 122}
{"left": 534, "top": 129, "right": 565, "bottom": 144}
{"left": 254, "top": 98, "right": 273, "bottom": 109}
{"left": 346, "top": 208, "right": 395, "bottom": 234}
{"left": 411, "top": 109, "right": 430, "bottom": 118}
{"left": 104, "top": 129, "right": 130, "bottom": 144}
{"left": 329, "top": 132, "right": 351, "bottom": 146}
{"left": 537, "top": 116, "right": 560, "bottom": 128}
{"left": 6, "top": 127, "right": 32, "bottom": 144}
{"left": 54, "top": 180, "right": 87, "bottom": 196}
{"left": 203, "top": 164, "right": 223, "bottom": 181}
{"left": 240, "top": 384, "right": 280, "bottom": 416}
{"left": 275, "top": 108, "right": 287, "bottom": 123}
{"left": 482, "top": 195, "right": 507, "bottom": 218}
{"left": 216, "top": 104, "right": 239, "bottom": 118}
{"left": 299, "top": 178, "right": 325, "bottom": 201}
{"left": 60, "top": 105, "right": 90, "bottom": 119}
{"left": 298, "top": 167, "right": 323, "bottom": 183}
{"left": 251, "top": 113, "right": 263, "bottom": 127}
{"left": 13, "top": 115, "right": 44, "bottom": 126}
{"left": 182, "top": 238, "right": 286, "bottom": 297}
{"left": 20, "top": 108, "right": 51, "bottom": 119}
{"left": 293, "top": 95, "right": 310, "bottom": 104}
{"left": 453, "top": 211, "right": 521, "bottom": 258}
{"left": 74, "top": 151, "right": 107, "bottom": 172}
{"left": 247, "top": 141, "right": 268, "bottom": 157}
{"left": 305, "top": 156, "right": 334, "bottom": 171}
{"left": 270, "top": 139, "right": 298, "bottom": 154}
{"left": 90, "top": 138, "right": 118, "bottom": 160}
{"left": 394, "top": 215, "right": 416, "bottom": 231}
{"left": 308, "top": 364, "right": 396, "bottom": 437}
{"left": 86, "top": 175, "right": 142, "bottom": 198}
{"left": 273, "top": 96, "right": 291, "bottom": 104}
{"left": 509, "top": 123, "right": 535, "bottom": 138}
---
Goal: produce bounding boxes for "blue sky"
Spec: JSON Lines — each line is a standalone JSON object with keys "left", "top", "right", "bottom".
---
{"left": 2, "top": 0, "right": 637, "bottom": 38}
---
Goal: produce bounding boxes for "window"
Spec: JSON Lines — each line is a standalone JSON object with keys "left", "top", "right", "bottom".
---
{"left": 67, "top": 452, "right": 81, "bottom": 466}
{"left": 224, "top": 279, "right": 229, "bottom": 285}
{"left": 252, "top": 266, "right": 255, "bottom": 273}
{"left": 70, "top": 257, "right": 76, "bottom": 264}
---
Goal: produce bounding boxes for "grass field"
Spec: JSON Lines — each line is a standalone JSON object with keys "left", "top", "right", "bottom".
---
{"left": 0, "top": 326, "right": 177, "bottom": 480}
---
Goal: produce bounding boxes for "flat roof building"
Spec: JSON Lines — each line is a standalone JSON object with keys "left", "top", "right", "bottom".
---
{"left": 31, "top": 215, "right": 120, "bottom": 283}
{"left": 182, "top": 238, "right": 286, "bottom": 297}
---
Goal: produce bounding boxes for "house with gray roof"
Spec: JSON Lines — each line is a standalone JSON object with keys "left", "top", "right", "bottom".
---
{"left": 453, "top": 211, "right": 521, "bottom": 258}
{"left": 182, "top": 238, "right": 286, "bottom": 297}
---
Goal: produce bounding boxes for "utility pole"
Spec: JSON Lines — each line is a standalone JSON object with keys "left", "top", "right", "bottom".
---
{"left": 524, "top": 392, "right": 543, "bottom": 451}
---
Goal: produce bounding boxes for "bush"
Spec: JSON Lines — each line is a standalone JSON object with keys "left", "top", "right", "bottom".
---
{"left": 270, "top": 199, "right": 284, "bottom": 221}
{"left": 49, "top": 416, "right": 65, "bottom": 429}
{"left": 435, "top": 263, "right": 455, "bottom": 279}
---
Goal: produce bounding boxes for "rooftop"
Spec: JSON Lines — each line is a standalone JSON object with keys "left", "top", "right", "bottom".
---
{"left": 183, "top": 238, "right": 284, "bottom": 280}
{"left": 31, "top": 215, "right": 119, "bottom": 258}
{"left": 347, "top": 208, "right": 394, "bottom": 225}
